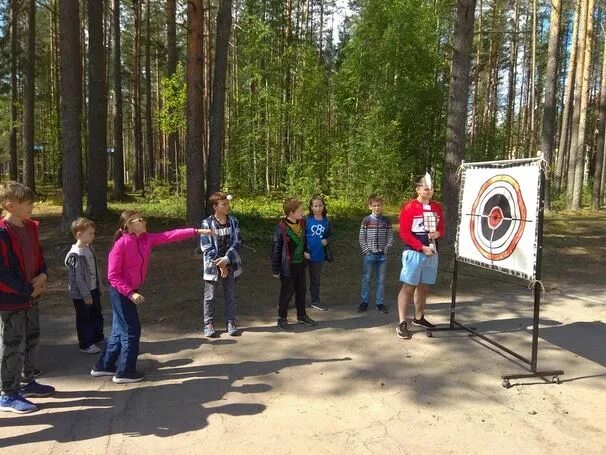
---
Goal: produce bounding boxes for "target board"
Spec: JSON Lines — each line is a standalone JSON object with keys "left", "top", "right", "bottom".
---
{"left": 456, "top": 158, "right": 542, "bottom": 280}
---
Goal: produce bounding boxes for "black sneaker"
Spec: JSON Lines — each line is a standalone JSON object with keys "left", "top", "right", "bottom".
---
{"left": 91, "top": 365, "right": 117, "bottom": 377}
{"left": 297, "top": 315, "right": 318, "bottom": 327}
{"left": 277, "top": 318, "right": 289, "bottom": 330}
{"left": 112, "top": 371, "right": 145, "bottom": 384}
{"left": 412, "top": 315, "right": 436, "bottom": 329}
{"left": 357, "top": 302, "right": 368, "bottom": 313}
{"left": 311, "top": 302, "right": 328, "bottom": 311}
{"left": 376, "top": 304, "right": 388, "bottom": 314}
{"left": 396, "top": 321, "right": 411, "bottom": 339}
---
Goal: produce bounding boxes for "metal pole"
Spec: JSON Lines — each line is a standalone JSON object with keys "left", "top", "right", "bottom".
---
{"left": 449, "top": 259, "right": 458, "bottom": 328}
{"left": 530, "top": 163, "right": 546, "bottom": 372}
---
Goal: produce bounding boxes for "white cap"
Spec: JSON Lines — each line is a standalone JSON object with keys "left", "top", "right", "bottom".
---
{"left": 420, "top": 172, "right": 433, "bottom": 189}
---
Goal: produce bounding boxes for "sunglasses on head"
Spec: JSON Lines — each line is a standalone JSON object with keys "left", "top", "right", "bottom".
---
{"left": 127, "top": 217, "right": 146, "bottom": 224}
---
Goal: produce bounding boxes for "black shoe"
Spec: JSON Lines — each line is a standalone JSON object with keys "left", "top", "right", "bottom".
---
{"left": 112, "top": 371, "right": 145, "bottom": 384}
{"left": 357, "top": 302, "right": 368, "bottom": 313}
{"left": 277, "top": 318, "right": 289, "bottom": 330}
{"left": 311, "top": 302, "right": 328, "bottom": 311}
{"left": 376, "top": 304, "right": 388, "bottom": 314}
{"left": 412, "top": 315, "right": 436, "bottom": 329}
{"left": 396, "top": 321, "right": 411, "bottom": 339}
{"left": 297, "top": 315, "right": 318, "bottom": 326}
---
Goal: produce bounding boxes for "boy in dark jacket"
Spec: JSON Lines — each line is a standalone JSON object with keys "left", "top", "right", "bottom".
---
{"left": 65, "top": 217, "right": 105, "bottom": 354}
{"left": 0, "top": 182, "right": 54, "bottom": 414}
{"left": 271, "top": 198, "right": 317, "bottom": 330}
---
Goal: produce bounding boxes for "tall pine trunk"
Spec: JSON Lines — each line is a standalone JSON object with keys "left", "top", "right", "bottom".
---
{"left": 145, "top": 0, "right": 154, "bottom": 181}
{"left": 9, "top": 0, "right": 19, "bottom": 181}
{"left": 541, "top": 0, "right": 562, "bottom": 211}
{"left": 23, "top": 0, "right": 36, "bottom": 191}
{"left": 86, "top": 0, "right": 108, "bottom": 218}
{"left": 166, "top": 0, "right": 178, "bottom": 190}
{"left": 186, "top": 0, "right": 205, "bottom": 226}
{"left": 443, "top": 0, "right": 477, "bottom": 246}
{"left": 593, "top": 26, "right": 606, "bottom": 210}
{"left": 112, "top": 0, "right": 125, "bottom": 199}
{"left": 133, "top": 0, "right": 144, "bottom": 192}
{"left": 59, "top": 0, "right": 83, "bottom": 230}
{"left": 206, "top": 0, "right": 233, "bottom": 214}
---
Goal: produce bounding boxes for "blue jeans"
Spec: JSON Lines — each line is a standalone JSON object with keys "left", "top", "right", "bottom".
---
{"left": 96, "top": 288, "right": 141, "bottom": 376}
{"left": 360, "top": 253, "right": 387, "bottom": 306}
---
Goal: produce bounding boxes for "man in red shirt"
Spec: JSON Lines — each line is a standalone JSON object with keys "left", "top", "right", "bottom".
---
{"left": 396, "top": 174, "right": 445, "bottom": 339}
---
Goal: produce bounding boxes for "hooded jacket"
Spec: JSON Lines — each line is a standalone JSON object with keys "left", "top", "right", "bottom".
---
{"left": 107, "top": 228, "right": 198, "bottom": 298}
{"left": 64, "top": 244, "right": 100, "bottom": 300}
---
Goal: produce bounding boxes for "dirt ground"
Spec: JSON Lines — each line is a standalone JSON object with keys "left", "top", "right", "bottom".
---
{"left": 1, "top": 209, "right": 605, "bottom": 454}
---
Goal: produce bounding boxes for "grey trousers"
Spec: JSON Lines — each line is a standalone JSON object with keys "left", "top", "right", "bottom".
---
{"left": 203, "top": 272, "right": 237, "bottom": 325}
{"left": 1, "top": 302, "right": 40, "bottom": 396}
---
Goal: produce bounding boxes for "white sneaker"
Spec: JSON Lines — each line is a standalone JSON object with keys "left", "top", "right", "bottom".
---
{"left": 80, "top": 345, "right": 101, "bottom": 354}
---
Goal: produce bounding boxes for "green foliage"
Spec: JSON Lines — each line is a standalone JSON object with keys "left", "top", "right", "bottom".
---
{"left": 159, "top": 63, "right": 186, "bottom": 134}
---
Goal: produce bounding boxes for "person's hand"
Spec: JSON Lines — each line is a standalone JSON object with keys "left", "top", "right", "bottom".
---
{"left": 304, "top": 252, "right": 310, "bottom": 260}
{"left": 272, "top": 273, "right": 280, "bottom": 278}
{"left": 321, "top": 239, "right": 328, "bottom": 246}
{"left": 218, "top": 264, "right": 229, "bottom": 278}
{"left": 213, "top": 257, "right": 229, "bottom": 268}
{"left": 31, "top": 286, "right": 43, "bottom": 298}
{"left": 421, "top": 245, "right": 434, "bottom": 256}
{"left": 84, "top": 296, "right": 93, "bottom": 305}
{"left": 130, "top": 293, "right": 145, "bottom": 305}
{"left": 31, "top": 273, "right": 48, "bottom": 288}
{"left": 428, "top": 231, "right": 440, "bottom": 240}
{"left": 198, "top": 228, "right": 214, "bottom": 236}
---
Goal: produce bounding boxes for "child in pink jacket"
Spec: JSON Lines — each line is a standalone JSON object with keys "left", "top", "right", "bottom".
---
{"left": 91, "top": 210, "right": 211, "bottom": 383}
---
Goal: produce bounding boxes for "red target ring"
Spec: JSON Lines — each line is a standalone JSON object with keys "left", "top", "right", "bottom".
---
{"left": 469, "top": 175, "right": 527, "bottom": 261}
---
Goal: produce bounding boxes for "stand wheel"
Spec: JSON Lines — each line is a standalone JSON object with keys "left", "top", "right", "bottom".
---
{"left": 552, "top": 376, "right": 560, "bottom": 384}
{"left": 502, "top": 379, "right": 511, "bottom": 389}
{"left": 426, "top": 330, "right": 433, "bottom": 338}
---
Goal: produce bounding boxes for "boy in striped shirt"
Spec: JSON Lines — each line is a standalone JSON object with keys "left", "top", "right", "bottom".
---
{"left": 358, "top": 195, "right": 393, "bottom": 314}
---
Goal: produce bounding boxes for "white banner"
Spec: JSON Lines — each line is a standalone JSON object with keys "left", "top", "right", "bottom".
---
{"left": 456, "top": 158, "right": 543, "bottom": 280}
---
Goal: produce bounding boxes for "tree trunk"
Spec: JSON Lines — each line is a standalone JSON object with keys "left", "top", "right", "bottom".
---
{"left": 9, "top": 0, "right": 19, "bottom": 181}
{"left": 206, "top": 0, "right": 233, "bottom": 215}
{"left": 86, "top": 0, "right": 108, "bottom": 218}
{"left": 593, "top": 20, "right": 606, "bottom": 210}
{"left": 145, "top": 0, "right": 154, "bottom": 181}
{"left": 23, "top": 0, "right": 36, "bottom": 191}
{"left": 59, "top": 0, "right": 83, "bottom": 230}
{"left": 541, "top": 0, "right": 562, "bottom": 211}
{"left": 112, "top": 0, "right": 125, "bottom": 199}
{"left": 443, "top": 0, "right": 477, "bottom": 247}
{"left": 167, "top": 0, "right": 178, "bottom": 190}
{"left": 570, "top": 0, "right": 595, "bottom": 210}
{"left": 567, "top": 0, "right": 592, "bottom": 209}
{"left": 186, "top": 0, "right": 205, "bottom": 226}
{"left": 133, "top": 0, "right": 144, "bottom": 192}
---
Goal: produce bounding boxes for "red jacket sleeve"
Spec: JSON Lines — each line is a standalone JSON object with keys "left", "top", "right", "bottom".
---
{"left": 434, "top": 202, "right": 445, "bottom": 239}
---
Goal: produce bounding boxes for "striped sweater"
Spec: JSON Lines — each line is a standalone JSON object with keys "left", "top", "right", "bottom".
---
{"left": 358, "top": 214, "right": 394, "bottom": 255}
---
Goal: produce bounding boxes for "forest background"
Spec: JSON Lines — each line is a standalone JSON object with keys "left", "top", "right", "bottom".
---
{"left": 0, "top": 0, "right": 604, "bottom": 245}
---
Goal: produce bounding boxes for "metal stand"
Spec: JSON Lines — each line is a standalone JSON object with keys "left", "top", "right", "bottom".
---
{"left": 428, "top": 167, "right": 564, "bottom": 388}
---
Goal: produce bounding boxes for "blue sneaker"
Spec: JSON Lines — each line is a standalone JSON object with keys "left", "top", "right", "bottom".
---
{"left": 0, "top": 393, "right": 38, "bottom": 414}
{"left": 204, "top": 322, "right": 218, "bottom": 338}
{"left": 227, "top": 321, "right": 240, "bottom": 336}
{"left": 20, "top": 380, "right": 55, "bottom": 398}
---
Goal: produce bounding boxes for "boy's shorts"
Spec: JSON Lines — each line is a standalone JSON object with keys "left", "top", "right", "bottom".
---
{"left": 400, "top": 250, "right": 438, "bottom": 285}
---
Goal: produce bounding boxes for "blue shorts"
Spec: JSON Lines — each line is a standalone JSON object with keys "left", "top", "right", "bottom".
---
{"left": 400, "top": 250, "right": 438, "bottom": 286}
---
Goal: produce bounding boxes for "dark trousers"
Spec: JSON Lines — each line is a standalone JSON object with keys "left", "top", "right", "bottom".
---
{"left": 308, "top": 261, "right": 323, "bottom": 305}
{"left": 73, "top": 288, "right": 104, "bottom": 349}
{"left": 0, "top": 302, "right": 39, "bottom": 395}
{"left": 278, "top": 263, "right": 307, "bottom": 320}
{"left": 96, "top": 287, "right": 141, "bottom": 376}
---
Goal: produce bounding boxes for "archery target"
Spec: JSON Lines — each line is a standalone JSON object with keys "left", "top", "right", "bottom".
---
{"left": 469, "top": 175, "right": 527, "bottom": 261}
{"left": 456, "top": 159, "right": 542, "bottom": 280}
